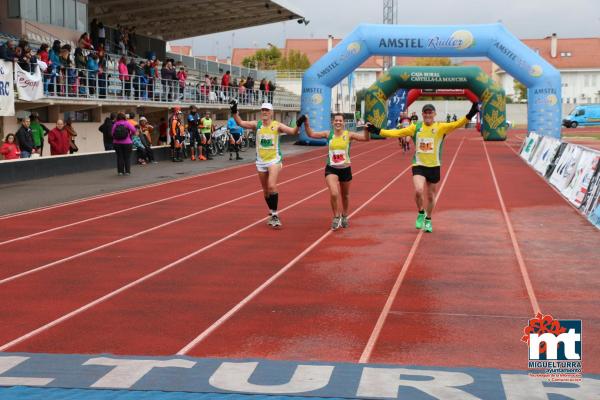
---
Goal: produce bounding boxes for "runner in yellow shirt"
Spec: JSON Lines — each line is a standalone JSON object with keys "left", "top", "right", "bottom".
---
{"left": 230, "top": 100, "right": 300, "bottom": 228}
{"left": 367, "top": 102, "right": 479, "bottom": 232}
{"left": 303, "top": 113, "right": 370, "bottom": 230}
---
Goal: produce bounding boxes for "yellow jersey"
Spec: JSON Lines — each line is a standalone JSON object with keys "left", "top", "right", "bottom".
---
{"left": 380, "top": 117, "right": 468, "bottom": 167}
{"left": 327, "top": 130, "right": 351, "bottom": 168}
{"left": 256, "top": 120, "right": 282, "bottom": 164}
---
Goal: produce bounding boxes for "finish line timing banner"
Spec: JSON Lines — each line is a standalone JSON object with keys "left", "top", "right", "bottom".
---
{"left": 0, "top": 353, "right": 598, "bottom": 399}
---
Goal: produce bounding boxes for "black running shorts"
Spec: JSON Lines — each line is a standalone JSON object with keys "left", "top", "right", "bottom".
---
{"left": 412, "top": 165, "right": 440, "bottom": 184}
{"left": 325, "top": 165, "right": 352, "bottom": 182}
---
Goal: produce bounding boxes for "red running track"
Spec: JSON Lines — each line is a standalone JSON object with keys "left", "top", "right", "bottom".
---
{"left": 1, "top": 132, "right": 598, "bottom": 374}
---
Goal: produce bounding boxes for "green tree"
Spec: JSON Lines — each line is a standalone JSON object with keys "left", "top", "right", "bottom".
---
{"left": 242, "top": 45, "right": 282, "bottom": 70}
{"left": 409, "top": 57, "right": 452, "bottom": 66}
{"left": 277, "top": 50, "right": 311, "bottom": 71}
{"left": 514, "top": 80, "right": 527, "bottom": 101}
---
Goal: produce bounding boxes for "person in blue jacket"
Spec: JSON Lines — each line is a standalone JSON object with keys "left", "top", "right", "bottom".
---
{"left": 227, "top": 113, "right": 243, "bottom": 160}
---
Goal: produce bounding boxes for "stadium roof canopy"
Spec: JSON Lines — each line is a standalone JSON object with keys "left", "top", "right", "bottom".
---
{"left": 89, "top": 0, "right": 305, "bottom": 41}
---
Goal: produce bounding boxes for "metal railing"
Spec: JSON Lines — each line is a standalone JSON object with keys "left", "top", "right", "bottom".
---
{"left": 27, "top": 63, "right": 300, "bottom": 109}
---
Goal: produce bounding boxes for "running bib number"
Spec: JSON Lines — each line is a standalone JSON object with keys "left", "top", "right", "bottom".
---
{"left": 259, "top": 135, "right": 275, "bottom": 149}
{"left": 417, "top": 137, "right": 434, "bottom": 154}
{"left": 329, "top": 150, "right": 347, "bottom": 166}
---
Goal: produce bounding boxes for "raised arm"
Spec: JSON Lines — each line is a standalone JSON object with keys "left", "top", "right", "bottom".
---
{"left": 230, "top": 99, "right": 257, "bottom": 130}
{"left": 351, "top": 124, "right": 371, "bottom": 142}
{"left": 440, "top": 102, "right": 479, "bottom": 134}
{"left": 366, "top": 123, "right": 415, "bottom": 138}
{"left": 301, "top": 115, "right": 328, "bottom": 139}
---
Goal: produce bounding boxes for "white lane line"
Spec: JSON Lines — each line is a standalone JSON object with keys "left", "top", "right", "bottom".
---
{"left": 483, "top": 141, "right": 540, "bottom": 314}
{"left": 358, "top": 138, "right": 465, "bottom": 364}
{"left": 0, "top": 144, "right": 372, "bottom": 245}
{"left": 0, "top": 143, "right": 336, "bottom": 220}
{"left": 0, "top": 143, "right": 391, "bottom": 286}
{"left": 176, "top": 165, "right": 414, "bottom": 355}
{"left": 0, "top": 149, "right": 400, "bottom": 352}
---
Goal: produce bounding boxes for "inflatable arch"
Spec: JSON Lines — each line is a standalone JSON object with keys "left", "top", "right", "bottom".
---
{"left": 299, "top": 23, "right": 561, "bottom": 145}
{"left": 365, "top": 66, "right": 506, "bottom": 140}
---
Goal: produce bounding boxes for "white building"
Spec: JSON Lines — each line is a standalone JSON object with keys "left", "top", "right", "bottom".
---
{"left": 495, "top": 35, "right": 600, "bottom": 106}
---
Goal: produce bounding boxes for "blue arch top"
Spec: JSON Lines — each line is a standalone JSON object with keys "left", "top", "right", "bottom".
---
{"left": 299, "top": 23, "right": 561, "bottom": 145}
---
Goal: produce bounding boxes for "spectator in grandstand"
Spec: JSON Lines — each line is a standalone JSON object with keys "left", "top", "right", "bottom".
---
{"left": 268, "top": 80, "right": 275, "bottom": 104}
{"left": 410, "top": 112, "right": 418, "bottom": 123}
{"left": 259, "top": 79, "right": 267, "bottom": 102}
{"left": 1, "top": 134, "right": 20, "bottom": 160}
{"left": 158, "top": 117, "right": 168, "bottom": 145}
{"left": 146, "top": 57, "right": 159, "bottom": 100}
{"left": 244, "top": 76, "right": 255, "bottom": 104}
{"left": 87, "top": 52, "right": 99, "bottom": 96}
{"left": 127, "top": 58, "right": 137, "bottom": 98}
{"left": 118, "top": 56, "right": 130, "bottom": 98}
{"left": 112, "top": 112, "right": 136, "bottom": 175}
{"left": 0, "top": 39, "right": 17, "bottom": 61}
{"left": 238, "top": 78, "right": 247, "bottom": 104}
{"left": 135, "top": 60, "right": 148, "bottom": 100}
{"left": 97, "top": 47, "right": 108, "bottom": 99}
{"left": 48, "top": 120, "right": 70, "bottom": 156}
{"left": 65, "top": 119, "right": 79, "bottom": 153}
{"left": 227, "top": 113, "right": 243, "bottom": 161}
{"left": 177, "top": 67, "right": 187, "bottom": 100}
{"left": 74, "top": 47, "right": 87, "bottom": 94}
{"left": 117, "top": 25, "right": 128, "bottom": 56}
{"left": 139, "top": 116, "right": 153, "bottom": 144}
{"left": 30, "top": 113, "right": 49, "bottom": 156}
{"left": 59, "top": 44, "right": 75, "bottom": 96}
{"left": 221, "top": 71, "right": 231, "bottom": 88}
{"left": 99, "top": 112, "right": 116, "bottom": 151}
{"left": 15, "top": 118, "right": 35, "bottom": 158}
{"left": 45, "top": 41, "right": 61, "bottom": 95}
{"left": 98, "top": 22, "right": 106, "bottom": 48}
{"left": 129, "top": 26, "right": 137, "bottom": 54}
{"left": 161, "top": 60, "right": 177, "bottom": 102}
{"left": 90, "top": 19, "right": 99, "bottom": 48}
{"left": 78, "top": 32, "right": 94, "bottom": 50}
{"left": 221, "top": 71, "right": 231, "bottom": 99}
{"left": 18, "top": 46, "right": 37, "bottom": 73}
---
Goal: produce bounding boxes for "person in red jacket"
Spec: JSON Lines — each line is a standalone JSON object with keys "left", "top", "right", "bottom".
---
{"left": 1, "top": 134, "right": 20, "bottom": 160}
{"left": 48, "top": 120, "right": 70, "bottom": 155}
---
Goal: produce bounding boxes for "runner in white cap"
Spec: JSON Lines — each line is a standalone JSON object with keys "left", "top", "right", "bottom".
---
{"left": 230, "top": 100, "right": 301, "bottom": 228}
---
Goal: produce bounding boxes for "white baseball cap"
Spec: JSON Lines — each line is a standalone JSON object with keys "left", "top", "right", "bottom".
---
{"left": 260, "top": 103, "right": 273, "bottom": 111}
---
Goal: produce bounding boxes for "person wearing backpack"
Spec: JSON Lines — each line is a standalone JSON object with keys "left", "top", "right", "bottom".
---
{"left": 366, "top": 102, "right": 478, "bottom": 233}
{"left": 112, "top": 112, "right": 136, "bottom": 175}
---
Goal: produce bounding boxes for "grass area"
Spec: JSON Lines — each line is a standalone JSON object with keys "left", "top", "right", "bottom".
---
{"left": 562, "top": 132, "right": 600, "bottom": 140}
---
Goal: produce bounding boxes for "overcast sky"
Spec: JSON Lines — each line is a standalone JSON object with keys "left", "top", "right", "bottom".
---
{"left": 171, "top": 0, "right": 600, "bottom": 58}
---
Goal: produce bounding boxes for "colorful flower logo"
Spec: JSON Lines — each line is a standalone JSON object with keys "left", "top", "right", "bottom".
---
{"left": 547, "top": 94, "right": 558, "bottom": 106}
{"left": 312, "top": 93, "right": 323, "bottom": 105}
{"left": 522, "top": 313, "right": 566, "bottom": 355}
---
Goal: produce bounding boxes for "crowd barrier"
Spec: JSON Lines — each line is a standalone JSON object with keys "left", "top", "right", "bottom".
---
{"left": 519, "top": 132, "right": 600, "bottom": 229}
{"left": 0, "top": 146, "right": 171, "bottom": 184}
